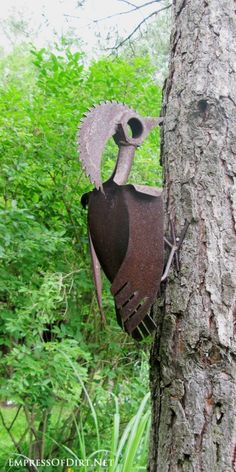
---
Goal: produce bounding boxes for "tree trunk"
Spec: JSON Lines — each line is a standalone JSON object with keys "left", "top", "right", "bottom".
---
{"left": 148, "top": 1, "right": 236, "bottom": 471}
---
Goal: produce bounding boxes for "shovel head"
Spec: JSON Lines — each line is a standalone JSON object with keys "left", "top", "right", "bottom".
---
{"left": 86, "top": 181, "right": 164, "bottom": 339}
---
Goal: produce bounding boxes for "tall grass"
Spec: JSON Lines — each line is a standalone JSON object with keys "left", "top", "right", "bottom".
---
{"left": 5, "top": 352, "right": 151, "bottom": 472}
{"left": 55, "top": 350, "right": 151, "bottom": 471}
{"left": 60, "top": 392, "right": 151, "bottom": 472}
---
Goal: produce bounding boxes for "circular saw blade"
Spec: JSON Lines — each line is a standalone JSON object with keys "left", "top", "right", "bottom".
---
{"left": 77, "top": 101, "right": 135, "bottom": 190}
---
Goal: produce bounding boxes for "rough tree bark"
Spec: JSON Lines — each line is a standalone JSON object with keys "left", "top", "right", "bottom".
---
{"left": 148, "top": 1, "right": 236, "bottom": 471}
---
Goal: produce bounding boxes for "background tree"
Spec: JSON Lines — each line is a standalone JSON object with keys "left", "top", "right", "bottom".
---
{"left": 149, "top": 0, "right": 236, "bottom": 470}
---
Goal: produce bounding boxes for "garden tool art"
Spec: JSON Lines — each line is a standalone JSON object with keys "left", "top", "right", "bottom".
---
{"left": 78, "top": 101, "right": 188, "bottom": 340}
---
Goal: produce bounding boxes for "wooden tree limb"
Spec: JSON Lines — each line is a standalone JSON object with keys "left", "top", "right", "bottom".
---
{"left": 107, "top": 4, "right": 171, "bottom": 51}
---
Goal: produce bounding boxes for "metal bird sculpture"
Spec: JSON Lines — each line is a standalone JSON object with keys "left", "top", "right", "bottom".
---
{"left": 78, "top": 101, "right": 187, "bottom": 340}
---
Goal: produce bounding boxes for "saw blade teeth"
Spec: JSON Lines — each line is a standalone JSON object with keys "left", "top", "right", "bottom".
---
{"left": 77, "top": 100, "right": 140, "bottom": 190}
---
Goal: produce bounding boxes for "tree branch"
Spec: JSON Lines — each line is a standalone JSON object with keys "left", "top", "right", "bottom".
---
{"left": 0, "top": 408, "right": 34, "bottom": 472}
{"left": 93, "top": 0, "right": 165, "bottom": 22}
{"left": 119, "top": 0, "right": 163, "bottom": 9}
{"left": 107, "top": 4, "right": 171, "bottom": 51}
{"left": 63, "top": 14, "right": 82, "bottom": 19}
{"left": 8, "top": 405, "right": 22, "bottom": 431}
{"left": 23, "top": 407, "right": 39, "bottom": 442}
{"left": 118, "top": 0, "right": 137, "bottom": 7}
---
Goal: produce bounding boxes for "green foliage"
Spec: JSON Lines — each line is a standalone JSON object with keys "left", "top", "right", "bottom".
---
{"left": 2, "top": 390, "right": 150, "bottom": 471}
{"left": 61, "top": 390, "right": 151, "bottom": 472}
{"left": 0, "top": 42, "right": 162, "bottom": 470}
{"left": 121, "top": 6, "right": 172, "bottom": 86}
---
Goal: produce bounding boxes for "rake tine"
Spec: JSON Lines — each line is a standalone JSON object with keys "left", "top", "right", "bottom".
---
{"left": 147, "top": 313, "right": 157, "bottom": 329}
{"left": 141, "top": 320, "right": 152, "bottom": 336}
{"left": 136, "top": 325, "right": 145, "bottom": 340}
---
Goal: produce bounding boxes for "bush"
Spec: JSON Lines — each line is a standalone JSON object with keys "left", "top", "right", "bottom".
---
{"left": 0, "top": 43, "right": 161, "bottom": 470}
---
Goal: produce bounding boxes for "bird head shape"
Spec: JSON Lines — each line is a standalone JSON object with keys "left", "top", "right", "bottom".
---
{"left": 77, "top": 101, "right": 163, "bottom": 190}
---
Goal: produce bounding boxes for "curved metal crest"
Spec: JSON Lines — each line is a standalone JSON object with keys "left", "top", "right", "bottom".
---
{"left": 77, "top": 101, "right": 134, "bottom": 190}
{"left": 77, "top": 101, "right": 162, "bottom": 190}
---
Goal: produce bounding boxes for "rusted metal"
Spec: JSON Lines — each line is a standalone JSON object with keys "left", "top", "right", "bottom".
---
{"left": 87, "top": 181, "right": 164, "bottom": 340}
{"left": 78, "top": 101, "right": 186, "bottom": 340}
{"left": 78, "top": 101, "right": 162, "bottom": 190}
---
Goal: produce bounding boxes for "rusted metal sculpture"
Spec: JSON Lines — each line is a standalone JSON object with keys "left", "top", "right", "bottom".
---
{"left": 78, "top": 101, "right": 187, "bottom": 340}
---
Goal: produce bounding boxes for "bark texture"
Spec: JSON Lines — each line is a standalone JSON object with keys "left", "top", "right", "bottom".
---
{"left": 149, "top": 1, "right": 236, "bottom": 471}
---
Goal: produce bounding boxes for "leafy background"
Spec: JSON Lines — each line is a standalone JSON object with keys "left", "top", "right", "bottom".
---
{"left": 0, "top": 41, "right": 162, "bottom": 471}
